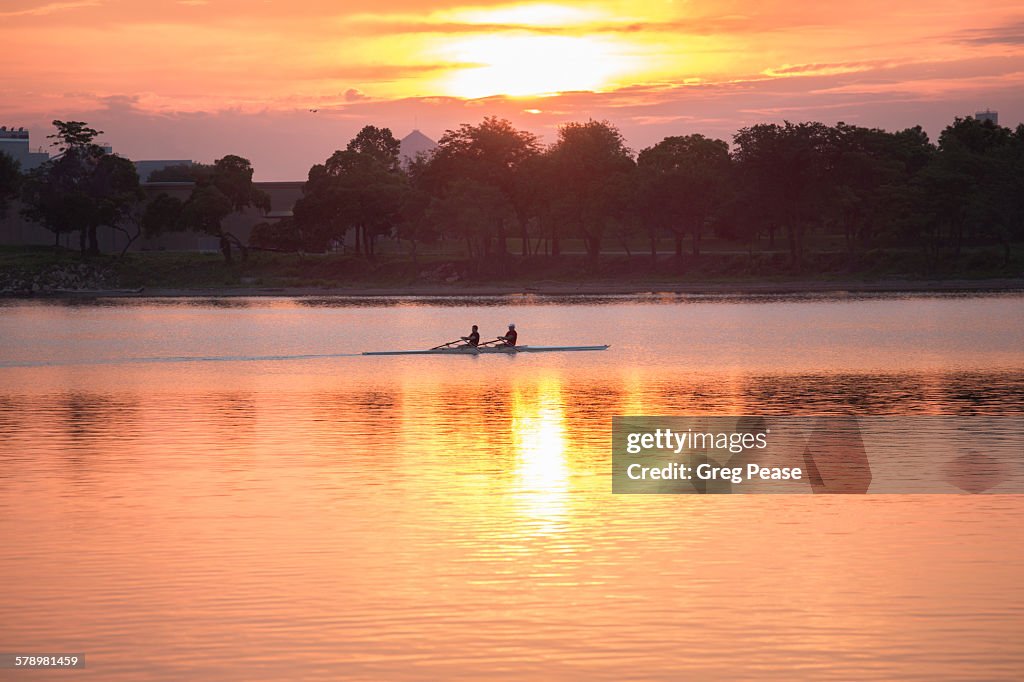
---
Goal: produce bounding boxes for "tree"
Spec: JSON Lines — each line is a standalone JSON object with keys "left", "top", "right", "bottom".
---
{"left": 47, "top": 120, "right": 102, "bottom": 151}
{"left": 425, "top": 117, "right": 541, "bottom": 257}
{"left": 990, "top": 124, "right": 1024, "bottom": 259}
{"left": 733, "top": 121, "right": 830, "bottom": 267}
{"left": 20, "top": 161, "right": 84, "bottom": 248}
{"left": 94, "top": 154, "right": 145, "bottom": 255}
{"left": 396, "top": 153, "right": 441, "bottom": 260}
{"left": 148, "top": 163, "right": 208, "bottom": 182}
{"left": 182, "top": 185, "right": 237, "bottom": 261}
{"left": 426, "top": 178, "right": 513, "bottom": 260}
{"left": 150, "top": 155, "right": 270, "bottom": 262}
{"left": 292, "top": 163, "right": 342, "bottom": 252}
{"left": 0, "top": 151, "right": 21, "bottom": 218}
{"left": 822, "top": 123, "right": 928, "bottom": 256}
{"left": 20, "top": 120, "right": 141, "bottom": 255}
{"left": 345, "top": 125, "right": 402, "bottom": 172}
{"left": 515, "top": 150, "right": 564, "bottom": 256}
{"left": 547, "top": 120, "right": 635, "bottom": 262}
{"left": 918, "top": 117, "right": 1022, "bottom": 263}
{"left": 210, "top": 155, "right": 270, "bottom": 215}
{"left": 637, "top": 134, "right": 731, "bottom": 258}
{"left": 250, "top": 217, "right": 303, "bottom": 252}
{"left": 141, "top": 193, "right": 184, "bottom": 238}
{"left": 294, "top": 125, "right": 407, "bottom": 255}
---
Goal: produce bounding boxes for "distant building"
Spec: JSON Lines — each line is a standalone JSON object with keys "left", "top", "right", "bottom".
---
{"left": 399, "top": 129, "right": 437, "bottom": 168}
{"left": 974, "top": 109, "right": 998, "bottom": 125}
{"left": 134, "top": 159, "right": 193, "bottom": 182}
{"left": 0, "top": 126, "right": 50, "bottom": 171}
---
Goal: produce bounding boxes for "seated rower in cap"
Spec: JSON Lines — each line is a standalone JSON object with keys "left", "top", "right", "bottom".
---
{"left": 497, "top": 323, "right": 517, "bottom": 347}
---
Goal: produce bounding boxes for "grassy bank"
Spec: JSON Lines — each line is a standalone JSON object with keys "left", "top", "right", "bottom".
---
{"left": 2, "top": 244, "right": 1023, "bottom": 295}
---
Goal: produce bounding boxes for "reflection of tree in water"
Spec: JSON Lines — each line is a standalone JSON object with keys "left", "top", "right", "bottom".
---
{"left": 654, "top": 378, "right": 743, "bottom": 414}
{"left": 60, "top": 391, "right": 140, "bottom": 441}
{"left": 50, "top": 391, "right": 141, "bottom": 475}
{"left": 738, "top": 371, "right": 1024, "bottom": 414}
{"left": 941, "top": 373, "right": 1024, "bottom": 414}
{"left": 0, "top": 395, "right": 20, "bottom": 438}
{"left": 195, "top": 392, "right": 258, "bottom": 432}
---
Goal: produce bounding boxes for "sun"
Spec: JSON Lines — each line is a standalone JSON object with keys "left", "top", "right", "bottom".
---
{"left": 443, "top": 33, "right": 624, "bottom": 98}
{"left": 426, "top": 2, "right": 641, "bottom": 98}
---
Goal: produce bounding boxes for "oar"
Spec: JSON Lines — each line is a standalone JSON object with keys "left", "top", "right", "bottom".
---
{"left": 477, "top": 338, "right": 506, "bottom": 347}
{"left": 479, "top": 337, "right": 519, "bottom": 351}
{"left": 430, "top": 339, "right": 464, "bottom": 350}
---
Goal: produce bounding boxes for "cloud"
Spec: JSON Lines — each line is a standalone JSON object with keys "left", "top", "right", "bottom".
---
{"left": 98, "top": 94, "right": 142, "bottom": 110}
{"left": 17, "top": 66, "right": 1019, "bottom": 183}
{"left": 347, "top": 14, "right": 798, "bottom": 38}
{"left": 761, "top": 60, "right": 891, "bottom": 78}
{"left": 953, "top": 19, "right": 1024, "bottom": 46}
{"left": 344, "top": 89, "right": 369, "bottom": 102}
{"left": 0, "top": 0, "right": 101, "bottom": 18}
{"left": 297, "top": 63, "right": 479, "bottom": 83}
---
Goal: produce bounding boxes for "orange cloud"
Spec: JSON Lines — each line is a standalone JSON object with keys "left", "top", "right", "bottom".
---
{"left": 0, "top": 0, "right": 101, "bottom": 18}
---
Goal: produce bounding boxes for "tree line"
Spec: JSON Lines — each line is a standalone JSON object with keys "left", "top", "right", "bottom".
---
{"left": 2, "top": 116, "right": 1022, "bottom": 268}
{"left": 0, "top": 120, "right": 268, "bottom": 262}
{"left": 285, "top": 115, "right": 1024, "bottom": 269}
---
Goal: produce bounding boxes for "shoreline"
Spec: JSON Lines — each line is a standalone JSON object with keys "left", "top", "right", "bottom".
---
{"left": 19, "top": 277, "right": 1024, "bottom": 298}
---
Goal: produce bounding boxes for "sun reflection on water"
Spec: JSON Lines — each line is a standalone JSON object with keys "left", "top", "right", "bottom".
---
{"left": 509, "top": 377, "right": 570, "bottom": 532}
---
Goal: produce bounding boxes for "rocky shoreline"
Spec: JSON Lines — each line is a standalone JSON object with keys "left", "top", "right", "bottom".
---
{"left": 0, "top": 263, "right": 123, "bottom": 296}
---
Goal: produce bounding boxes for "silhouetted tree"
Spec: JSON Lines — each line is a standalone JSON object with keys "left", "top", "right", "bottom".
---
{"left": 396, "top": 153, "right": 440, "bottom": 260}
{"left": 929, "top": 117, "right": 1021, "bottom": 262}
{"left": 191, "top": 156, "right": 269, "bottom": 261}
{"left": 141, "top": 193, "right": 184, "bottom": 238}
{"left": 638, "top": 134, "right": 731, "bottom": 258}
{"left": 547, "top": 120, "right": 634, "bottom": 262}
{"left": 20, "top": 120, "right": 141, "bottom": 255}
{"left": 346, "top": 125, "right": 402, "bottom": 172}
{"left": 294, "top": 125, "right": 406, "bottom": 255}
{"left": 513, "top": 151, "right": 560, "bottom": 255}
{"left": 426, "top": 178, "right": 512, "bottom": 260}
{"left": 733, "top": 121, "right": 830, "bottom": 267}
{"left": 148, "top": 163, "right": 208, "bottom": 182}
{"left": 0, "top": 151, "right": 20, "bottom": 217}
{"left": 250, "top": 217, "right": 303, "bottom": 252}
{"left": 182, "top": 185, "right": 236, "bottom": 260}
{"left": 94, "top": 154, "right": 145, "bottom": 255}
{"left": 823, "top": 123, "right": 931, "bottom": 256}
{"left": 139, "top": 155, "right": 268, "bottom": 262}
{"left": 423, "top": 117, "right": 541, "bottom": 258}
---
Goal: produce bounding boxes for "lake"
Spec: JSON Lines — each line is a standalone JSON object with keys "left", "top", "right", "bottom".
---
{"left": 1, "top": 292, "right": 1022, "bottom": 680}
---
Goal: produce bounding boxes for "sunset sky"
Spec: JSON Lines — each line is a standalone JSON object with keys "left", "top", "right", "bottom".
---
{"left": 2, "top": 0, "right": 1022, "bottom": 179}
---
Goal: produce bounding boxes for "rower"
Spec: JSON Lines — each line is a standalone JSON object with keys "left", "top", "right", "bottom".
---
{"left": 498, "top": 323, "right": 518, "bottom": 347}
{"left": 461, "top": 325, "right": 480, "bottom": 348}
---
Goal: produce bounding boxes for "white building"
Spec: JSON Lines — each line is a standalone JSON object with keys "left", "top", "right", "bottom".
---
{"left": 0, "top": 126, "right": 50, "bottom": 171}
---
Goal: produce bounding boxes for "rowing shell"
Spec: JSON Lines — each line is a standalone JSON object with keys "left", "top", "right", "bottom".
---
{"left": 362, "top": 344, "right": 610, "bottom": 356}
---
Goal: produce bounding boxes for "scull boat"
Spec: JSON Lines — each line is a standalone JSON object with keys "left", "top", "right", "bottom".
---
{"left": 363, "top": 344, "right": 609, "bottom": 356}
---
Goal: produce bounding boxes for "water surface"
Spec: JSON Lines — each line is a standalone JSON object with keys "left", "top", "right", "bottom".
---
{"left": 1, "top": 293, "right": 1022, "bottom": 680}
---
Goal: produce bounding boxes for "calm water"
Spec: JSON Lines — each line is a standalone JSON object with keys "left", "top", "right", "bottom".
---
{"left": 1, "top": 293, "right": 1023, "bottom": 680}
